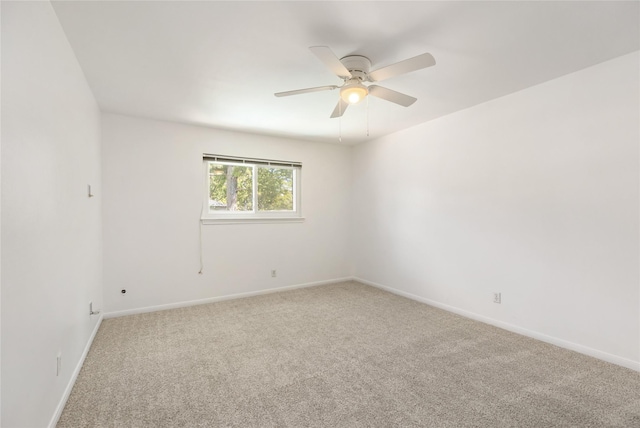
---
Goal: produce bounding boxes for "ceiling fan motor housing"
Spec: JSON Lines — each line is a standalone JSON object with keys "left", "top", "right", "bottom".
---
{"left": 340, "top": 55, "right": 371, "bottom": 82}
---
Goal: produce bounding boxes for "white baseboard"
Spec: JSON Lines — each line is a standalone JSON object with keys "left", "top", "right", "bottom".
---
{"left": 48, "top": 314, "right": 104, "bottom": 428}
{"left": 354, "top": 277, "right": 640, "bottom": 373}
{"left": 104, "top": 277, "right": 354, "bottom": 319}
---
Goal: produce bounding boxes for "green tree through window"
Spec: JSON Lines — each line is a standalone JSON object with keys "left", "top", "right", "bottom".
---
{"left": 258, "top": 167, "right": 293, "bottom": 211}
{"left": 209, "top": 164, "right": 253, "bottom": 211}
{"left": 208, "top": 161, "right": 296, "bottom": 213}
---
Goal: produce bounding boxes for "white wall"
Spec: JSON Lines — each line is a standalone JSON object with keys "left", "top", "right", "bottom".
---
{"left": 101, "top": 113, "right": 351, "bottom": 314}
{"left": 352, "top": 52, "right": 640, "bottom": 370}
{"left": 1, "top": 2, "right": 103, "bottom": 427}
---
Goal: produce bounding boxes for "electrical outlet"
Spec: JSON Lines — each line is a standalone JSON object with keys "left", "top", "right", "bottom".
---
{"left": 493, "top": 292, "right": 501, "bottom": 304}
{"left": 271, "top": 270, "right": 277, "bottom": 278}
{"left": 56, "top": 353, "right": 62, "bottom": 376}
{"left": 89, "top": 301, "right": 100, "bottom": 316}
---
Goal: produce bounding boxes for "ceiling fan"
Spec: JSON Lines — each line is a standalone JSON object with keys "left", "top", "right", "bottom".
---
{"left": 275, "top": 46, "right": 436, "bottom": 118}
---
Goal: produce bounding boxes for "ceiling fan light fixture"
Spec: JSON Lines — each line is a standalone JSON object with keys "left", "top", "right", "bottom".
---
{"left": 340, "top": 83, "right": 368, "bottom": 104}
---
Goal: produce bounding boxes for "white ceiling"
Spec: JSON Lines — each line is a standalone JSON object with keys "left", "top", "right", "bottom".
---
{"left": 51, "top": 1, "right": 639, "bottom": 145}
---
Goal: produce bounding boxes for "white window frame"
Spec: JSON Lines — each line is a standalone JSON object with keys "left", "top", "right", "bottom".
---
{"left": 201, "top": 155, "right": 303, "bottom": 225}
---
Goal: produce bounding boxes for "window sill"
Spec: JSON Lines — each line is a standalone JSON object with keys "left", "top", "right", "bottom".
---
{"left": 201, "top": 217, "right": 305, "bottom": 225}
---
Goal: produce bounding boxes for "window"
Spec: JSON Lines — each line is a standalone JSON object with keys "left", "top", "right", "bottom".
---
{"left": 202, "top": 155, "right": 302, "bottom": 224}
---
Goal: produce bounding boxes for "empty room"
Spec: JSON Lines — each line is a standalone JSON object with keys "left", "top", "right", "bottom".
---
{"left": 2, "top": 1, "right": 639, "bottom": 427}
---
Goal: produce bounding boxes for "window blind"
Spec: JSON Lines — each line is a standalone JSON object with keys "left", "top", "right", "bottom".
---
{"left": 203, "top": 154, "right": 301, "bottom": 168}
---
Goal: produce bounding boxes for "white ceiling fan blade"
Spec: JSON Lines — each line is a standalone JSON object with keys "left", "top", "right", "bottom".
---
{"left": 275, "top": 85, "right": 339, "bottom": 97}
{"left": 330, "top": 99, "right": 349, "bottom": 118}
{"left": 368, "top": 53, "right": 436, "bottom": 82}
{"left": 368, "top": 85, "right": 417, "bottom": 107}
{"left": 310, "top": 46, "right": 352, "bottom": 79}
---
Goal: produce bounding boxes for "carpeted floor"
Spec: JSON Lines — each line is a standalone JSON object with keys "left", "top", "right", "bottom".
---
{"left": 58, "top": 281, "right": 640, "bottom": 427}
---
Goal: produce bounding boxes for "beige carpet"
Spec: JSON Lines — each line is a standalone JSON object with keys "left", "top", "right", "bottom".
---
{"left": 58, "top": 281, "right": 640, "bottom": 427}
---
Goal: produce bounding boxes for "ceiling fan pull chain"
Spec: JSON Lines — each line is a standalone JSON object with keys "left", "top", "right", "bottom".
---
{"left": 339, "top": 102, "right": 342, "bottom": 143}
{"left": 366, "top": 95, "right": 370, "bottom": 137}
